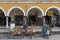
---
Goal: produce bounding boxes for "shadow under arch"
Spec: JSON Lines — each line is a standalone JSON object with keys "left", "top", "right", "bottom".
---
{"left": 45, "top": 6, "right": 60, "bottom": 27}
{"left": 7, "top": 6, "right": 25, "bottom": 27}
{"left": 26, "top": 6, "right": 44, "bottom": 26}
{"left": 0, "top": 7, "right": 6, "bottom": 27}
{"left": 7, "top": 6, "right": 25, "bottom": 16}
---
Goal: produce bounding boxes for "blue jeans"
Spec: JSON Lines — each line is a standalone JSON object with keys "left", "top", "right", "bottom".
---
{"left": 42, "top": 31, "right": 46, "bottom": 37}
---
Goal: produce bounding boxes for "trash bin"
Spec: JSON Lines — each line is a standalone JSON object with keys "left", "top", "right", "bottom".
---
{"left": 10, "top": 23, "right": 15, "bottom": 31}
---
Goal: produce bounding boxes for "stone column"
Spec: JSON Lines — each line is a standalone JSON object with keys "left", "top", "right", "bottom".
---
{"left": 6, "top": 16, "right": 9, "bottom": 28}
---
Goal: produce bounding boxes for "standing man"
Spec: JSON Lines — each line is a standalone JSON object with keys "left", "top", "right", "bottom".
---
{"left": 23, "top": 16, "right": 28, "bottom": 32}
{"left": 42, "top": 22, "right": 49, "bottom": 38}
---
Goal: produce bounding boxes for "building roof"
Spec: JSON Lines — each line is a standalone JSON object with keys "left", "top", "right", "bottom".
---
{"left": 0, "top": 0, "right": 60, "bottom": 3}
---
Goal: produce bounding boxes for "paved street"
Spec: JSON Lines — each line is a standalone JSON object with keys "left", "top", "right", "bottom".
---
{"left": 0, "top": 27, "right": 59, "bottom": 40}
{"left": 0, "top": 34, "right": 59, "bottom": 40}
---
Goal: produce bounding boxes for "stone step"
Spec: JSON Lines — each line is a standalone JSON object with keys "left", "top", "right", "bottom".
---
{"left": 33, "top": 29, "right": 60, "bottom": 32}
{"left": 0, "top": 27, "right": 60, "bottom": 34}
{"left": 0, "top": 28, "right": 10, "bottom": 34}
{"left": 33, "top": 27, "right": 60, "bottom": 32}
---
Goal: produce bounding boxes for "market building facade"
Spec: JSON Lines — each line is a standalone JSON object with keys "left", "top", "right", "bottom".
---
{"left": 0, "top": 0, "right": 60, "bottom": 32}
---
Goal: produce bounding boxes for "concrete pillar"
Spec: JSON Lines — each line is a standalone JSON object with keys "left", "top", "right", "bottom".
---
{"left": 6, "top": 16, "right": 9, "bottom": 28}
{"left": 43, "top": 16, "right": 45, "bottom": 24}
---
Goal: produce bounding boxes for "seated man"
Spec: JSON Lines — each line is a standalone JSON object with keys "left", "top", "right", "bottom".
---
{"left": 26, "top": 24, "right": 33, "bottom": 34}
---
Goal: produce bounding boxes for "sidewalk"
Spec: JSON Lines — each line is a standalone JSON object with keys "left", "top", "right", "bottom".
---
{"left": 0, "top": 34, "right": 59, "bottom": 39}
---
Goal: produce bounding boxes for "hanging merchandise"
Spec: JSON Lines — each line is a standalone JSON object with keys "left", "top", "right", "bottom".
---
{"left": 47, "top": 10, "right": 53, "bottom": 16}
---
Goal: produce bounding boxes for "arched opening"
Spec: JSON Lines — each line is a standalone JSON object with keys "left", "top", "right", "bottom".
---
{"left": 8, "top": 8, "right": 24, "bottom": 28}
{"left": 0, "top": 9, "right": 6, "bottom": 27}
{"left": 45, "top": 7, "right": 60, "bottom": 27}
{"left": 26, "top": 7, "right": 44, "bottom": 27}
